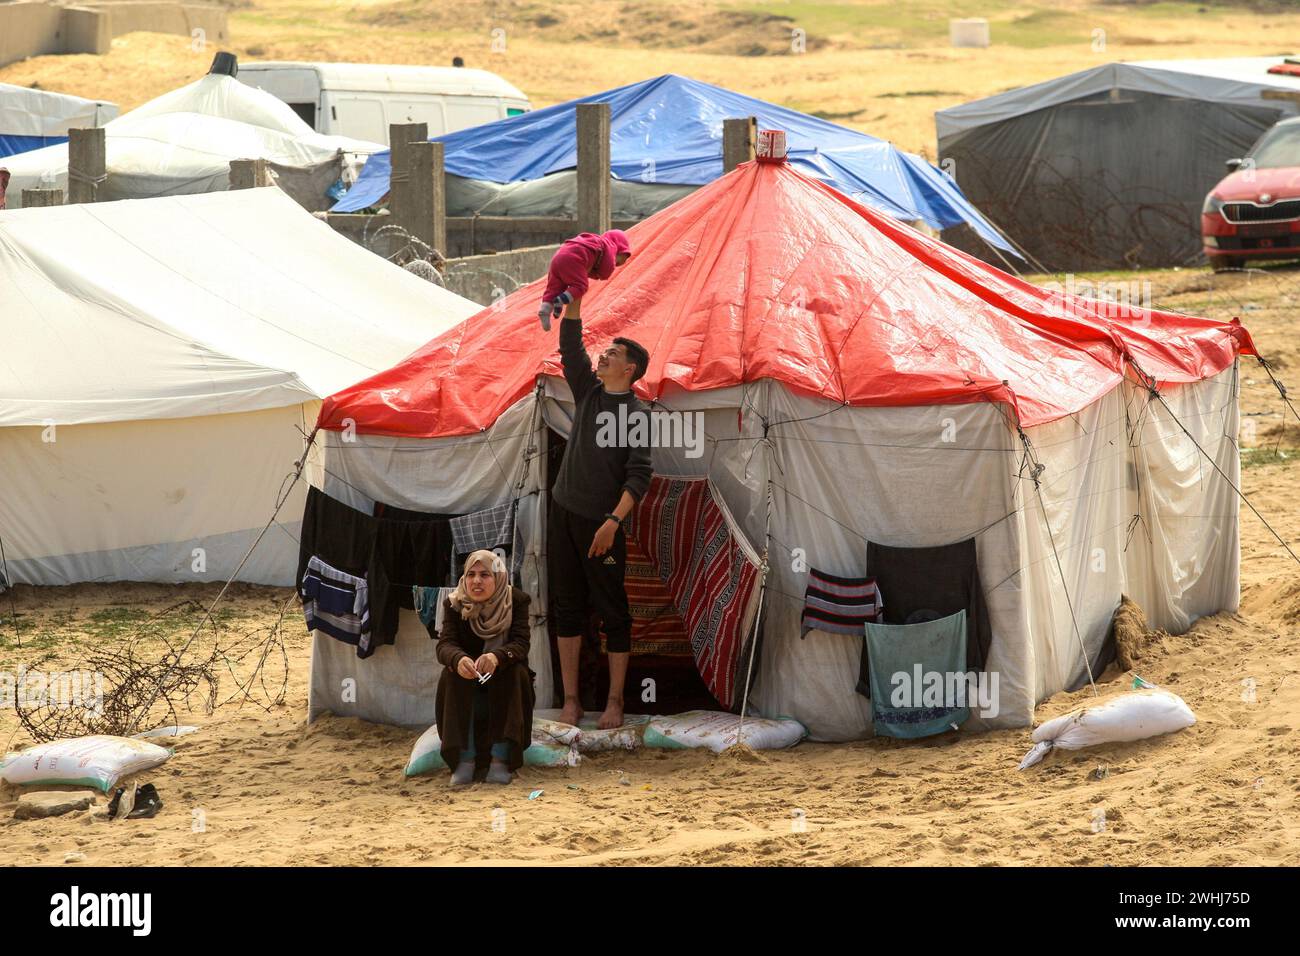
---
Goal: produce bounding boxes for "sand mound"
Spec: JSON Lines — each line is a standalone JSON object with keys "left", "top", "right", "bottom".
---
{"left": 1110, "top": 596, "right": 1168, "bottom": 670}
{"left": 718, "top": 743, "right": 766, "bottom": 764}
{"left": 1243, "top": 575, "right": 1300, "bottom": 625}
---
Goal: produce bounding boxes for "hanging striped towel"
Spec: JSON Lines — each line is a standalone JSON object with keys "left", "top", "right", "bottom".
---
{"left": 800, "top": 567, "right": 883, "bottom": 636}
{"left": 301, "top": 555, "right": 372, "bottom": 648}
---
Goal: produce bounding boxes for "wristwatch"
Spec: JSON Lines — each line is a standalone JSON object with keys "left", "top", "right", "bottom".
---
{"left": 604, "top": 512, "right": 623, "bottom": 526}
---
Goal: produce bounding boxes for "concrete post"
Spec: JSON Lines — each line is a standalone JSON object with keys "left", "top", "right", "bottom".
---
{"left": 576, "top": 102, "right": 611, "bottom": 235}
{"left": 388, "top": 121, "right": 428, "bottom": 226}
{"left": 229, "top": 158, "right": 274, "bottom": 189}
{"left": 723, "top": 116, "right": 757, "bottom": 173}
{"left": 66, "top": 127, "right": 106, "bottom": 204}
{"left": 21, "top": 189, "right": 64, "bottom": 207}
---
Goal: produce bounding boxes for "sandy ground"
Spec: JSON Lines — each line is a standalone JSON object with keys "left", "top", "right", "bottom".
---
{"left": 2, "top": 266, "right": 1299, "bottom": 866}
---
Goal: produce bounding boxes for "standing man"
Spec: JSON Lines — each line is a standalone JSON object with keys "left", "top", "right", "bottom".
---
{"left": 550, "top": 299, "right": 652, "bottom": 729}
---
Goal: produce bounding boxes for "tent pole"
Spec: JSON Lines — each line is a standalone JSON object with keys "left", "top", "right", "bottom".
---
{"left": 736, "top": 379, "right": 775, "bottom": 742}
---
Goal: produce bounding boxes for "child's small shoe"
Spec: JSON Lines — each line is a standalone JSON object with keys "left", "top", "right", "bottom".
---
{"left": 537, "top": 302, "right": 552, "bottom": 332}
{"left": 486, "top": 759, "right": 512, "bottom": 785}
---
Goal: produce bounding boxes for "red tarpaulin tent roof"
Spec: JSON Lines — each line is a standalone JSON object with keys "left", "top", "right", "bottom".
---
{"left": 318, "top": 159, "right": 1253, "bottom": 438}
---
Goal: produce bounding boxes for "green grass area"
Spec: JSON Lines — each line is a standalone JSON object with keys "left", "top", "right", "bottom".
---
{"left": 729, "top": 0, "right": 1164, "bottom": 47}
{"left": 1242, "top": 446, "right": 1294, "bottom": 469}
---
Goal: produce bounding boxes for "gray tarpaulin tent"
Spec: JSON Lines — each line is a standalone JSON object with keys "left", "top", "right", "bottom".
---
{"left": 936, "top": 56, "right": 1300, "bottom": 271}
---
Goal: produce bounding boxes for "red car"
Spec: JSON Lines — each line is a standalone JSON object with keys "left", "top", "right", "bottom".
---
{"left": 1202, "top": 116, "right": 1300, "bottom": 271}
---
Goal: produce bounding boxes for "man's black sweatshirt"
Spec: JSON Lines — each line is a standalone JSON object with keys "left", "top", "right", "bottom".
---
{"left": 552, "top": 318, "right": 653, "bottom": 521}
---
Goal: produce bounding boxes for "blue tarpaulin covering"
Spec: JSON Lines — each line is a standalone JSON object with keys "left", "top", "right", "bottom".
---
{"left": 0, "top": 134, "right": 67, "bottom": 159}
{"left": 331, "top": 74, "right": 1014, "bottom": 253}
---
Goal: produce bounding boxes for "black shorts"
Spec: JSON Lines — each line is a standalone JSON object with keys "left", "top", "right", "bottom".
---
{"left": 548, "top": 498, "right": 632, "bottom": 653}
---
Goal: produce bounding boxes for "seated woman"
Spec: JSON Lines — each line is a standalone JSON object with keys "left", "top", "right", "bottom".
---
{"left": 435, "top": 549, "right": 535, "bottom": 786}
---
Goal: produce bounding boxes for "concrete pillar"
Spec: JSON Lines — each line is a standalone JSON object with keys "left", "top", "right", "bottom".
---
{"left": 388, "top": 121, "right": 428, "bottom": 226}
{"left": 229, "top": 158, "right": 273, "bottom": 189}
{"left": 66, "top": 127, "right": 106, "bottom": 204}
{"left": 723, "top": 116, "right": 757, "bottom": 173}
{"left": 403, "top": 139, "right": 446, "bottom": 257}
{"left": 21, "top": 189, "right": 64, "bottom": 207}
{"left": 576, "top": 102, "right": 611, "bottom": 235}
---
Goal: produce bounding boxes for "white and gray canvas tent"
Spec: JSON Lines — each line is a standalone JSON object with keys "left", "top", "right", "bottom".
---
{"left": 936, "top": 55, "right": 1300, "bottom": 270}
{"left": 1, "top": 72, "right": 381, "bottom": 211}
{"left": 0, "top": 82, "right": 118, "bottom": 158}
{"left": 303, "top": 158, "right": 1252, "bottom": 739}
{"left": 0, "top": 186, "right": 479, "bottom": 587}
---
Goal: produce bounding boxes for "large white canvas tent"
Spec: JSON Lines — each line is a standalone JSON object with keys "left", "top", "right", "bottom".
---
{"left": 0, "top": 186, "right": 479, "bottom": 587}
{"left": 1, "top": 71, "right": 380, "bottom": 211}
{"left": 0, "top": 82, "right": 118, "bottom": 158}
{"left": 304, "top": 156, "right": 1252, "bottom": 739}
{"left": 936, "top": 55, "right": 1300, "bottom": 270}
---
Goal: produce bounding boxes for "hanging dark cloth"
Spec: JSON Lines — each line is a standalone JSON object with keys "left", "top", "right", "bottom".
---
{"left": 857, "top": 538, "right": 992, "bottom": 698}
{"left": 372, "top": 500, "right": 458, "bottom": 606}
{"left": 297, "top": 486, "right": 456, "bottom": 657}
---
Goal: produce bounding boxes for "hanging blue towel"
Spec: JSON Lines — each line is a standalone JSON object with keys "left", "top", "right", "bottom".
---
{"left": 413, "top": 586, "right": 455, "bottom": 630}
{"left": 413, "top": 586, "right": 440, "bottom": 628}
{"left": 864, "top": 609, "right": 970, "bottom": 739}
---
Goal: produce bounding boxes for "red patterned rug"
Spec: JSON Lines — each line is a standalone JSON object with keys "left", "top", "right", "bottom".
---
{"left": 622, "top": 477, "right": 762, "bottom": 710}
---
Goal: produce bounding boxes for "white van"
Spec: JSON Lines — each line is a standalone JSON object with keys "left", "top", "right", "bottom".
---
{"left": 235, "top": 62, "right": 530, "bottom": 143}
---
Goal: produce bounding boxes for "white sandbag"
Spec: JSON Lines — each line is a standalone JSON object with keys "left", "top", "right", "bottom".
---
{"left": 0, "top": 735, "right": 171, "bottom": 793}
{"left": 404, "top": 719, "right": 581, "bottom": 777}
{"left": 643, "top": 710, "right": 807, "bottom": 753}
{"left": 534, "top": 708, "right": 650, "bottom": 752}
{"left": 531, "top": 718, "right": 581, "bottom": 749}
{"left": 133, "top": 725, "right": 199, "bottom": 739}
{"left": 404, "top": 724, "right": 448, "bottom": 776}
{"left": 1018, "top": 687, "right": 1196, "bottom": 770}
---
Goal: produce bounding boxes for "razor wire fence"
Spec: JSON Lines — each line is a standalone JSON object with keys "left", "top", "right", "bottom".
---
{"left": 6, "top": 592, "right": 297, "bottom": 745}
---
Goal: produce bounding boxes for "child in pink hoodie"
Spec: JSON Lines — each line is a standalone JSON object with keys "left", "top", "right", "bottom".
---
{"left": 538, "top": 229, "right": 632, "bottom": 330}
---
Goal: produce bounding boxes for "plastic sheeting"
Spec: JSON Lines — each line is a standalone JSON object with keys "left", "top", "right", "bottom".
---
{"left": 937, "top": 57, "right": 1300, "bottom": 136}
{"left": 0, "top": 187, "right": 480, "bottom": 426}
{"left": 0, "top": 187, "right": 481, "bottom": 586}
{"left": 936, "top": 58, "right": 1300, "bottom": 269}
{"left": 1, "top": 74, "right": 381, "bottom": 209}
{"left": 0, "top": 82, "right": 117, "bottom": 158}
{"left": 319, "top": 159, "right": 1252, "bottom": 440}
{"left": 331, "top": 73, "right": 1013, "bottom": 253}
{"left": 0, "top": 405, "right": 312, "bottom": 587}
{"left": 444, "top": 170, "right": 697, "bottom": 219}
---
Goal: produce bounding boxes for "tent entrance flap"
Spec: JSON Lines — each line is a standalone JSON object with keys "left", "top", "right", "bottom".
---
{"left": 619, "top": 476, "right": 763, "bottom": 712}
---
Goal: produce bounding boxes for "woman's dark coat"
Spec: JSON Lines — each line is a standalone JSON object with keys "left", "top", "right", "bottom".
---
{"left": 433, "top": 586, "right": 535, "bottom": 776}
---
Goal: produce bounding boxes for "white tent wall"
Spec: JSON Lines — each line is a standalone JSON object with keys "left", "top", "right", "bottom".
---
{"left": 0, "top": 403, "right": 314, "bottom": 587}
{"left": 736, "top": 386, "right": 1029, "bottom": 739}
{"left": 304, "top": 394, "right": 553, "bottom": 727}
{"left": 521, "top": 380, "right": 1029, "bottom": 739}
{"left": 1120, "top": 366, "right": 1241, "bottom": 633}
{"left": 1011, "top": 383, "right": 1130, "bottom": 716}
{"left": 302, "top": 368, "right": 1242, "bottom": 739}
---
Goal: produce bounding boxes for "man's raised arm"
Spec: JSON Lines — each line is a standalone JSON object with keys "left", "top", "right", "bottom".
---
{"left": 559, "top": 299, "right": 599, "bottom": 403}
